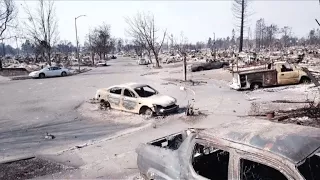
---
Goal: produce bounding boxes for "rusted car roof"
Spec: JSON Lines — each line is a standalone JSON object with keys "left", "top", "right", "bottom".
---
{"left": 200, "top": 120, "right": 320, "bottom": 164}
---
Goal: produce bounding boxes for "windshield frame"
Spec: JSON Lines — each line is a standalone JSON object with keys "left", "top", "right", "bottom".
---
{"left": 134, "top": 85, "right": 158, "bottom": 98}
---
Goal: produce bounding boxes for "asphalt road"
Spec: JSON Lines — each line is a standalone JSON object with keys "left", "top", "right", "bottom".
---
{"left": 0, "top": 57, "right": 149, "bottom": 160}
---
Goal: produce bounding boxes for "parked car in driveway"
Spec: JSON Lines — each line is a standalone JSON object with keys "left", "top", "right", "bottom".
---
{"left": 189, "top": 60, "right": 229, "bottom": 72}
{"left": 136, "top": 119, "right": 320, "bottom": 180}
{"left": 96, "top": 60, "right": 107, "bottom": 66}
{"left": 95, "top": 83, "right": 179, "bottom": 116}
{"left": 29, "top": 67, "right": 71, "bottom": 78}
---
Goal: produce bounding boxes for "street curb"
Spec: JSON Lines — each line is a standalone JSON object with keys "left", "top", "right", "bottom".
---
{"left": 56, "top": 122, "right": 152, "bottom": 155}
{"left": 72, "top": 68, "right": 92, "bottom": 75}
{"left": 0, "top": 155, "right": 35, "bottom": 164}
{"left": 10, "top": 76, "right": 32, "bottom": 80}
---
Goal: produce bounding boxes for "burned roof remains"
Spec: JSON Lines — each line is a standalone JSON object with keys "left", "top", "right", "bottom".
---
{"left": 201, "top": 120, "right": 320, "bottom": 164}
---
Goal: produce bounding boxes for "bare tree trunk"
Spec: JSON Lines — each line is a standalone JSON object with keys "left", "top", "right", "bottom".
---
{"left": 47, "top": 48, "right": 51, "bottom": 66}
{"left": 154, "top": 53, "right": 160, "bottom": 67}
{"left": 239, "top": 0, "right": 244, "bottom": 52}
{"left": 91, "top": 52, "right": 94, "bottom": 66}
{"left": 147, "top": 50, "right": 151, "bottom": 63}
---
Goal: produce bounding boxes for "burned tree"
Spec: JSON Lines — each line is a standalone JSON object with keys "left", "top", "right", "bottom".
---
{"left": 84, "top": 29, "right": 99, "bottom": 65}
{"left": 170, "top": 32, "right": 189, "bottom": 81}
{"left": 255, "top": 18, "right": 265, "bottom": 50}
{"left": 116, "top": 38, "right": 123, "bottom": 53}
{"left": 23, "top": 0, "right": 59, "bottom": 66}
{"left": 87, "top": 23, "right": 115, "bottom": 60}
{"left": 232, "top": 0, "right": 250, "bottom": 52}
{"left": 125, "top": 12, "right": 167, "bottom": 67}
{"left": 0, "top": 0, "right": 16, "bottom": 69}
{"left": 280, "top": 26, "right": 292, "bottom": 48}
{"left": 266, "top": 24, "right": 278, "bottom": 49}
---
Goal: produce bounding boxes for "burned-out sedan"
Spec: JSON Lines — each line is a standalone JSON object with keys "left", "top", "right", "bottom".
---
{"left": 189, "top": 60, "right": 229, "bottom": 72}
{"left": 95, "top": 83, "right": 178, "bottom": 116}
{"left": 136, "top": 120, "right": 320, "bottom": 180}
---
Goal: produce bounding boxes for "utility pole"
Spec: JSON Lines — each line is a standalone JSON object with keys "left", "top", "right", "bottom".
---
{"left": 213, "top": 32, "right": 216, "bottom": 60}
{"left": 75, "top": 14, "right": 86, "bottom": 72}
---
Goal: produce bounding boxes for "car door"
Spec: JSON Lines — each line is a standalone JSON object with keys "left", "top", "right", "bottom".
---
{"left": 52, "top": 67, "right": 62, "bottom": 76}
{"left": 278, "top": 64, "right": 300, "bottom": 85}
{"left": 45, "top": 67, "right": 54, "bottom": 77}
{"left": 121, "top": 88, "right": 139, "bottom": 113}
{"left": 185, "top": 139, "right": 233, "bottom": 180}
{"left": 107, "top": 87, "right": 122, "bottom": 109}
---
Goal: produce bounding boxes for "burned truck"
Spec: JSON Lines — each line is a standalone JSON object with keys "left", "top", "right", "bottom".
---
{"left": 230, "top": 62, "right": 310, "bottom": 90}
{"left": 136, "top": 120, "right": 320, "bottom": 180}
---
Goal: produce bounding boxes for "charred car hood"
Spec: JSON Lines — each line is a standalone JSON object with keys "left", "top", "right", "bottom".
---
{"left": 147, "top": 94, "right": 176, "bottom": 107}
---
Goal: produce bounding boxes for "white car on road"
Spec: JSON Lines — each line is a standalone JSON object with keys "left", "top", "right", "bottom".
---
{"left": 95, "top": 83, "right": 179, "bottom": 116}
{"left": 29, "top": 67, "right": 71, "bottom": 78}
{"left": 96, "top": 60, "right": 107, "bottom": 66}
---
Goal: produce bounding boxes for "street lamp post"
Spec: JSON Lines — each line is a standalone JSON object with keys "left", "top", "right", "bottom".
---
{"left": 75, "top": 14, "right": 86, "bottom": 72}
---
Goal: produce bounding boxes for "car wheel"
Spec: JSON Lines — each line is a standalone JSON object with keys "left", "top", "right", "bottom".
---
{"left": 100, "top": 100, "right": 110, "bottom": 110}
{"left": 143, "top": 107, "right": 154, "bottom": 118}
{"left": 250, "top": 83, "right": 261, "bottom": 90}
{"left": 300, "top": 77, "right": 311, "bottom": 84}
{"left": 61, "top": 71, "right": 67, "bottom": 77}
{"left": 39, "top": 73, "right": 45, "bottom": 79}
{"left": 198, "top": 67, "right": 204, "bottom": 71}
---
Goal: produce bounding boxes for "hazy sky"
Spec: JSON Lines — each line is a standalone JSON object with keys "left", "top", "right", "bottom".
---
{"left": 16, "top": 1, "right": 320, "bottom": 46}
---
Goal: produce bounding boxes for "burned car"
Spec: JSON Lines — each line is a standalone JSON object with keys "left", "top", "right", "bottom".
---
{"left": 95, "top": 83, "right": 178, "bottom": 116}
{"left": 189, "top": 60, "right": 229, "bottom": 72}
{"left": 230, "top": 62, "right": 310, "bottom": 90}
{"left": 136, "top": 120, "right": 320, "bottom": 180}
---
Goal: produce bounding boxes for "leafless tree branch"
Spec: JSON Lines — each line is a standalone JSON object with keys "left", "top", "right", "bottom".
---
{"left": 0, "top": 0, "right": 16, "bottom": 39}
{"left": 125, "top": 12, "right": 166, "bottom": 67}
{"left": 22, "top": 0, "right": 59, "bottom": 65}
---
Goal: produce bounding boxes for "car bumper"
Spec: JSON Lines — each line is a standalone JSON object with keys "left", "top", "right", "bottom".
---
{"left": 29, "top": 74, "right": 39, "bottom": 78}
{"left": 155, "top": 104, "right": 179, "bottom": 115}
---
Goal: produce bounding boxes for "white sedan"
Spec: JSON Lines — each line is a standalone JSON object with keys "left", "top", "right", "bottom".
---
{"left": 95, "top": 83, "right": 179, "bottom": 116}
{"left": 29, "top": 67, "right": 71, "bottom": 78}
{"left": 96, "top": 60, "right": 107, "bottom": 66}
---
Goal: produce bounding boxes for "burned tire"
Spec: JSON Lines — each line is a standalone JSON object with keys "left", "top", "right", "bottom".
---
{"left": 250, "top": 82, "right": 261, "bottom": 90}
{"left": 300, "top": 77, "right": 311, "bottom": 84}
{"left": 39, "top": 73, "right": 45, "bottom": 79}
{"left": 140, "top": 107, "right": 154, "bottom": 118}
{"left": 100, "top": 100, "right": 110, "bottom": 110}
{"left": 61, "top": 71, "right": 67, "bottom": 77}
